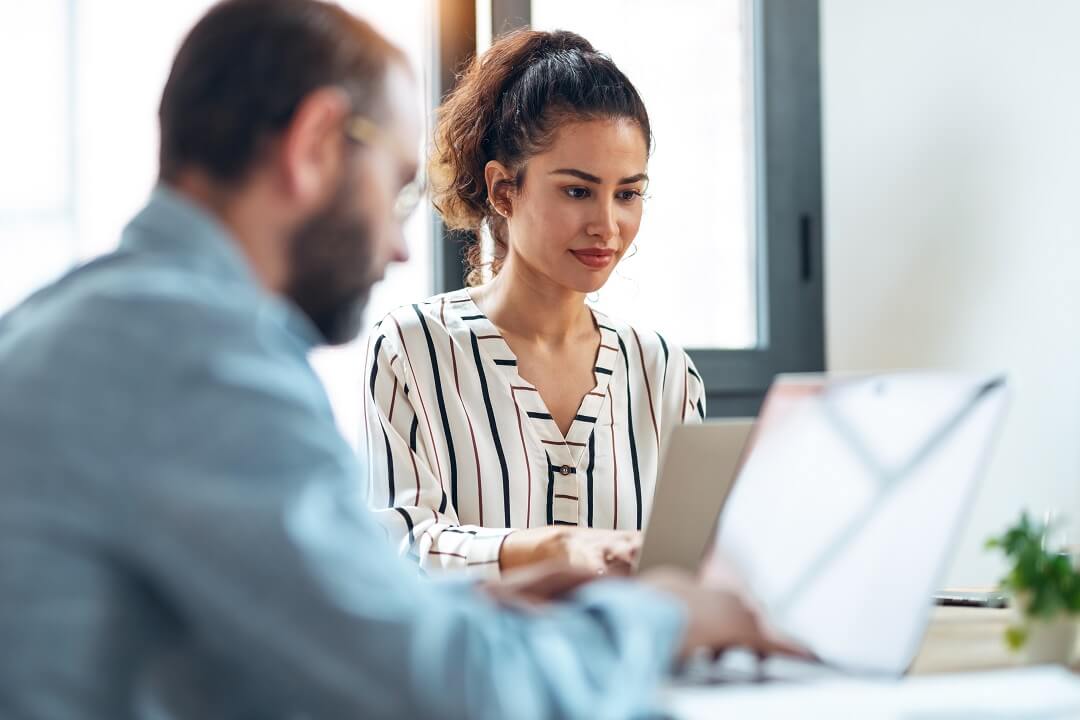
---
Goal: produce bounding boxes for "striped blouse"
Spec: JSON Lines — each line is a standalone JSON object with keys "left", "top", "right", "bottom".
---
{"left": 361, "top": 288, "right": 706, "bottom": 578}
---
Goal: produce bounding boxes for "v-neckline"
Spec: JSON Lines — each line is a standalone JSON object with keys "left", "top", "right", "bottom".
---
{"left": 447, "top": 288, "right": 620, "bottom": 468}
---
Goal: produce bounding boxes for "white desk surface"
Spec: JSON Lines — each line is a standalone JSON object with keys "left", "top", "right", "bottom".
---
{"left": 661, "top": 606, "right": 1080, "bottom": 719}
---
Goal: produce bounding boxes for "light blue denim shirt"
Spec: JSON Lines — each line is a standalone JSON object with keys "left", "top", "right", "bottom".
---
{"left": 0, "top": 185, "right": 684, "bottom": 720}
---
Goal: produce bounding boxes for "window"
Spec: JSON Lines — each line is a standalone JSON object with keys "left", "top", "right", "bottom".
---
{"left": 437, "top": 0, "right": 825, "bottom": 416}
{"left": 0, "top": 1, "right": 822, "bottom": 429}
{"left": 0, "top": 1, "right": 435, "bottom": 447}
{"left": 0, "top": 0, "right": 76, "bottom": 312}
{"left": 531, "top": 0, "right": 758, "bottom": 350}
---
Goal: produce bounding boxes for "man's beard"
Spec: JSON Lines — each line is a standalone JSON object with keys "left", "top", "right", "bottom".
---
{"left": 285, "top": 171, "right": 377, "bottom": 346}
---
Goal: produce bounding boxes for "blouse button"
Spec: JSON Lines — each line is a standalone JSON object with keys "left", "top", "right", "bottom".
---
{"left": 559, "top": 465, "right": 572, "bottom": 476}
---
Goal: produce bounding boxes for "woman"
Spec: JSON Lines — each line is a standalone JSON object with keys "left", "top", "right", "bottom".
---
{"left": 363, "top": 29, "right": 705, "bottom": 578}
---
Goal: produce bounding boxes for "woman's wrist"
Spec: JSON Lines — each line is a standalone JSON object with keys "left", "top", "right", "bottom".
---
{"left": 498, "top": 526, "right": 568, "bottom": 572}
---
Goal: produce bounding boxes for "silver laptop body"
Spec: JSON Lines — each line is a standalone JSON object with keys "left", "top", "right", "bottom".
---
{"left": 638, "top": 420, "right": 754, "bottom": 574}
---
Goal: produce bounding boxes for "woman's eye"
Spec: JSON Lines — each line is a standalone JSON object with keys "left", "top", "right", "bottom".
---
{"left": 616, "top": 190, "right": 643, "bottom": 202}
{"left": 564, "top": 187, "right": 590, "bottom": 199}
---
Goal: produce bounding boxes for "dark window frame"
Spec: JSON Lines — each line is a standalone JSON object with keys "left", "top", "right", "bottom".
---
{"left": 432, "top": 0, "right": 824, "bottom": 417}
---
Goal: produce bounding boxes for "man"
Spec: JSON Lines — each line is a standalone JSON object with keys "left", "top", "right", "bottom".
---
{"left": 0, "top": 1, "right": 787, "bottom": 717}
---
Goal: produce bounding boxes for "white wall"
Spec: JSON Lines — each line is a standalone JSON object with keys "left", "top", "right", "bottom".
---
{"left": 822, "top": 0, "right": 1080, "bottom": 586}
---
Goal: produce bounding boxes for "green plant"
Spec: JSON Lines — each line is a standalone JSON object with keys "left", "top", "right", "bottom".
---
{"left": 985, "top": 511, "right": 1080, "bottom": 650}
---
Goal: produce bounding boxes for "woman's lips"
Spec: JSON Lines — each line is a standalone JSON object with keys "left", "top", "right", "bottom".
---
{"left": 570, "top": 249, "right": 616, "bottom": 269}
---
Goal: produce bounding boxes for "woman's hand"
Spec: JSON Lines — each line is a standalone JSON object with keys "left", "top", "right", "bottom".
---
{"left": 499, "top": 526, "right": 641, "bottom": 575}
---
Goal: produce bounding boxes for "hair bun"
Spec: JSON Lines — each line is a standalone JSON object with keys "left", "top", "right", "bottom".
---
{"left": 532, "top": 29, "right": 595, "bottom": 57}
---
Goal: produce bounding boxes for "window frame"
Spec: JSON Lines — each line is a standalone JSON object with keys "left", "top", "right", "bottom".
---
{"left": 433, "top": 0, "right": 824, "bottom": 417}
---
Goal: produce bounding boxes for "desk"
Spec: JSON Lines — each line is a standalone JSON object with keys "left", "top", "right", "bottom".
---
{"left": 910, "top": 606, "right": 1018, "bottom": 674}
{"left": 662, "top": 607, "right": 1080, "bottom": 718}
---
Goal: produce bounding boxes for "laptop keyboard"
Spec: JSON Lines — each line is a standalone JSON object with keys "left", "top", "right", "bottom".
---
{"left": 674, "top": 648, "right": 849, "bottom": 685}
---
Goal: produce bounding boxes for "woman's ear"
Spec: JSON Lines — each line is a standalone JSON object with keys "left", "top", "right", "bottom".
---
{"left": 484, "top": 160, "right": 515, "bottom": 217}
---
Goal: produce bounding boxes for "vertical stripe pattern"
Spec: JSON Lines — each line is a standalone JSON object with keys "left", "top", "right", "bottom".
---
{"left": 363, "top": 290, "right": 707, "bottom": 578}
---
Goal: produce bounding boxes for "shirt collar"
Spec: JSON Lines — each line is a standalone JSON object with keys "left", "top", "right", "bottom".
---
{"left": 121, "top": 183, "right": 325, "bottom": 350}
{"left": 121, "top": 183, "right": 256, "bottom": 285}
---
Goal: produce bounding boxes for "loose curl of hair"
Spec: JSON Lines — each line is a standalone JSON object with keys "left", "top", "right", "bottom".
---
{"left": 430, "top": 29, "right": 651, "bottom": 286}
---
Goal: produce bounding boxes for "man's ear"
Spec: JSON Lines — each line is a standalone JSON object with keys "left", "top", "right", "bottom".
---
{"left": 279, "top": 87, "right": 352, "bottom": 209}
{"left": 484, "top": 160, "right": 516, "bottom": 218}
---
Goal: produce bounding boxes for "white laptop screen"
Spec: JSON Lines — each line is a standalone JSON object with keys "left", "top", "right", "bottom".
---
{"left": 709, "top": 372, "right": 1008, "bottom": 675}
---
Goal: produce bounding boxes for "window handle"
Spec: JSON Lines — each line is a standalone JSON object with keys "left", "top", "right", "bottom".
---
{"left": 800, "top": 213, "right": 813, "bottom": 283}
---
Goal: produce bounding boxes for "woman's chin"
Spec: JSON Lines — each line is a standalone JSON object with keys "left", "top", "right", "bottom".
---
{"left": 548, "top": 263, "right": 615, "bottom": 295}
{"left": 561, "top": 274, "right": 611, "bottom": 296}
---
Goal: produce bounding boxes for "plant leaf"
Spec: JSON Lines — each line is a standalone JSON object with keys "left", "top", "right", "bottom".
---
{"left": 1005, "top": 625, "right": 1028, "bottom": 651}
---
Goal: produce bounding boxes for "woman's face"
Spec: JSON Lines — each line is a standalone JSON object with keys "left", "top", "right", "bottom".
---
{"left": 499, "top": 117, "right": 648, "bottom": 294}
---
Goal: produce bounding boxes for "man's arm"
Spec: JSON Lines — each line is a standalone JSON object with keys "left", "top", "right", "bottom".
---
{"left": 129, "top": 326, "right": 685, "bottom": 719}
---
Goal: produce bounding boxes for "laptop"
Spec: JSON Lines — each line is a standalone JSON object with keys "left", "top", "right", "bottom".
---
{"left": 686, "top": 371, "right": 1009, "bottom": 683}
{"left": 637, "top": 420, "right": 755, "bottom": 574}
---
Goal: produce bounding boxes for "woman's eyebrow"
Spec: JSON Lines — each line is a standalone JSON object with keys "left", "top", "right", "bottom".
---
{"left": 550, "top": 168, "right": 649, "bottom": 185}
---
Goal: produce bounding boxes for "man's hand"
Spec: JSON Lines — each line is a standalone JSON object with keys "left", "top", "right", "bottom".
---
{"left": 639, "top": 567, "right": 809, "bottom": 661}
{"left": 482, "top": 561, "right": 600, "bottom": 608}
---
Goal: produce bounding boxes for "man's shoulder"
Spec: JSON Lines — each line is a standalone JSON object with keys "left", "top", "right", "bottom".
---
{"left": 12, "top": 250, "right": 253, "bottom": 325}
{"left": 0, "top": 250, "right": 295, "bottom": 386}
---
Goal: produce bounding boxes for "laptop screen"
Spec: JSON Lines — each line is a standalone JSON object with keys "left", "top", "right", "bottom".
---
{"left": 704, "top": 372, "right": 1008, "bottom": 675}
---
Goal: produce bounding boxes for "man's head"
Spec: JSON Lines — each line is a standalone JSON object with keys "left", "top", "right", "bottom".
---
{"left": 159, "top": 0, "right": 419, "bottom": 344}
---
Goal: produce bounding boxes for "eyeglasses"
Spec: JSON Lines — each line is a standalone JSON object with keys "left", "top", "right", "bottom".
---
{"left": 345, "top": 115, "right": 425, "bottom": 223}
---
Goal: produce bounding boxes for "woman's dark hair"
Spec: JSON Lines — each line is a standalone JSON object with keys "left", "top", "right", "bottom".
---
{"left": 430, "top": 29, "right": 651, "bottom": 286}
{"left": 159, "top": 0, "right": 405, "bottom": 184}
